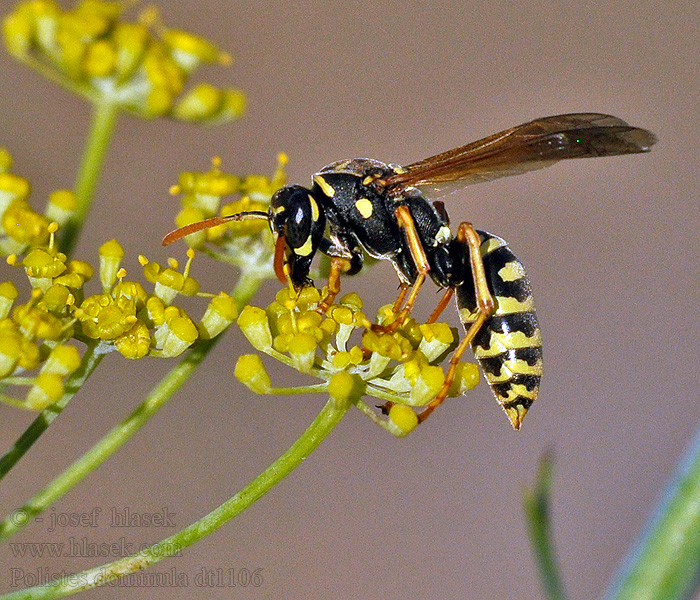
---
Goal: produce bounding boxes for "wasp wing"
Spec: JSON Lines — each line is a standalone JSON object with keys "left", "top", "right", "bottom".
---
{"left": 382, "top": 113, "right": 657, "bottom": 196}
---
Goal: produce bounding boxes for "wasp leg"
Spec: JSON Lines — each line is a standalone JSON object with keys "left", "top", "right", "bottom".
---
{"left": 427, "top": 288, "right": 454, "bottom": 324}
{"left": 392, "top": 283, "right": 410, "bottom": 313}
{"left": 374, "top": 205, "right": 431, "bottom": 332}
{"left": 317, "top": 256, "right": 353, "bottom": 312}
{"left": 418, "top": 222, "right": 494, "bottom": 424}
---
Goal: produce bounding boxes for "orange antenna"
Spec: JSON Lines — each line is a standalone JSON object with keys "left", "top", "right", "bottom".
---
{"left": 162, "top": 211, "right": 269, "bottom": 246}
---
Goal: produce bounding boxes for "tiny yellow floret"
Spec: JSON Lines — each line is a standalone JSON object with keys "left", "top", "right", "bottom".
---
{"left": 388, "top": 404, "right": 418, "bottom": 434}
{"left": 234, "top": 354, "right": 271, "bottom": 394}
{"left": 25, "top": 373, "right": 64, "bottom": 410}
{"left": 327, "top": 372, "right": 358, "bottom": 408}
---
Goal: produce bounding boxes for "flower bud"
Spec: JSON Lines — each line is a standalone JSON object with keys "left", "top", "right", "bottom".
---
{"left": 238, "top": 306, "right": 272, "bottom": 351}
{"left": 84, "top": 38, "right": 117, "bottom": 77}
{"left": 42, "top": 344, "right": 81, "bottom": 377}
{"left": 234, "top": 354, "right": 271, "bottom": 394}
{"left": 159, "top": 315, "right": 198, "bottom": 357}
{"left": 388, "top": 404, "right": 418, "bottom": 434}
{"left": 328, "top": 372, "right": 359, "bottom": 409}
{"left": 409, "top": 365, "right": 445, "bottom": 407}
{"left": 44, "top": 189, "right": 77, "bottom": 226}
{"left": 0, "top": 333, "right": 21, "bottom": 378}
{"left": 288, "top": 332, "right": 317, "bottom": 373}
{"left": 25, "top": 373, "right": 64, "bottom": 410}
{"left": 99, "top": 239, "right": 124, "bottom": 291}
{"left": 448, "top": 362, "right": 480, "bottom": 397}
{"left": 172, "top": 82, "right": 222, "bottom": 122}
{"left": 418, "top": 323, "right": 454, "bottom": 362}
{"left": 163, "top": 29, "right": 222, "bottom": 71}
{"left": 0, "top": 281, "right": 19, "bottom": 319}
{"left": 198, "top": 293, "right": 238, "bottom": 339}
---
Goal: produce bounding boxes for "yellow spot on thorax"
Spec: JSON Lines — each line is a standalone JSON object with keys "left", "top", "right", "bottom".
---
{"left": 355, "top": 198, "right": 373, "bottom": 219}
{"left": 313, "top": 175, "right": 335, "bottom": 198}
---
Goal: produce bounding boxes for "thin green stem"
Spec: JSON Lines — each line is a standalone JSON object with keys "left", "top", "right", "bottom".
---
{"left": 604, "top": 426, "right": 700, "bottom": 600}
{"left": 0, "top": 341, "right": 104, "bottom": 482}
{"left": 59, "top": 100, "right": 119, "bottom": 256}
{"left": 0, "top": 388, "right": 351, "bottom": 600}
{"left": 0, "top": 272, "right": 264, "bottom": 542}
{"left": 269, "top": 383, "right": 329, "bottom": 394}
{"left": 0, "top": 394, "right": 32, "bottom": 410}
{"left": 523, "top": 451, "right": 567, "bottom": 600}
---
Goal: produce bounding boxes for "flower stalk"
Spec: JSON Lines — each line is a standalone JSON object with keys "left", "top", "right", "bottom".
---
{"left": 0, "top": 271, "right": 263, "bottom": 541}
{"left": 60, "top": 99, "right": 119, "bottom": 255}
{"left": 0, "top": 375, "right": 352, "bottom": 599}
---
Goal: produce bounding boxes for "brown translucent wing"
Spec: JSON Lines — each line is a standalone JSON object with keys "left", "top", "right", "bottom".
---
{"left": 382, "top": 113, "right": 657, "bottom": 196}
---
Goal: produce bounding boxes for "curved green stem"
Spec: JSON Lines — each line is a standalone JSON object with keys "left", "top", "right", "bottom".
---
{"left": 604, "top": 426, "right": 700, "bottom": 600}
{"left": 523, "top": 451, "right": 567, "bottom": 600}
{"left": 0, "top": 272, "right": 264, "bottom": 542}
{"left": 0, "top": 387, "right": 351, "bottom": 600}
{"left": 0, "top": 341, "right": 104, "bottom": 482}
{"left": 59, "top": 100, "right": 119, "bottom": 256}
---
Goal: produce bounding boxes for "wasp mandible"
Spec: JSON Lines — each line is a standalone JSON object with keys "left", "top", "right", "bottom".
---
{"left": 164, "top": 113, "right": 657, "bottom": 429}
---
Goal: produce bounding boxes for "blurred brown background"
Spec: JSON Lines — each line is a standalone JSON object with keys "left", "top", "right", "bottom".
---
{"left": 1, "top": 1, "right": 698, "bottom": 598}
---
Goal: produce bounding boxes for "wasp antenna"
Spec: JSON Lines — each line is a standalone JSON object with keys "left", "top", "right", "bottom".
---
{"left": 161, "top": 211, "right": 269, "bottom": 246}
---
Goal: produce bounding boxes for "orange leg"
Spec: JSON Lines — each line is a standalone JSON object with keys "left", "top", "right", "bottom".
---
{"left": 391, "top": 283, "right": 410, "bottom": 313}
{"left": 427, "top": 288, "right": 454, "bottom": 324}
{"left": 374, "top": 205, "right": 431, "bottom": 333}
{"left": 317, "top": 256, "right": 352, "bottom": 313}
{"left": 418, "top": 222, "right": 495, "bottom": 424}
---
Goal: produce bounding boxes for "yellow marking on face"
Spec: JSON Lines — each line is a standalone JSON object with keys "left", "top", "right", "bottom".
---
{"left": 494, "top": 295, "right": 535, "bottom": 315}
{"left": 435, "top": 225, "right": 451, "bottom": 245}
{"left": 355, "top": 198, "right": 374, "bottom": 219}
{"left": 308, "top": 194, "right": 320, "bottom": 222}
{"left": 498, "top": 261, "right": 526, "bottom": 282}
{"left": 313, "top": 175, "right": 335, "bottom": 198}
{"left": 273, "top": 204, "right": 285, "bottom": 214}
{"left": 294, "top": 236, "right": 315, "bottom": 257}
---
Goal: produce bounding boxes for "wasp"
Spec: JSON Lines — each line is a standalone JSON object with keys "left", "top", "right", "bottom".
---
{"left": 164, "top": 113, "right": 656, "bottom": 429}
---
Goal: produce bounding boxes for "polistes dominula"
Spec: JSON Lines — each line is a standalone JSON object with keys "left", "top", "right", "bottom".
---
{"left": 164, "top": 113, "right": 656, "bottom": 429}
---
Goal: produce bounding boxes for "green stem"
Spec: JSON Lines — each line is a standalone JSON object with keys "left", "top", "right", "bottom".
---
{"left": 59, "top": 100, "right": 119, "bottom": 256}
{"left": 523, "top": 451, "right": 567, "bottom": 600}
{"left": 0, "top": 389, "right": 351, "bottom": 600}
{"left": 0, "top": 341, "right": 103, "bottom": 482}
{"left": 0, "top": 272, "right": 264, "bottom": 541}
{"left": 604, "top": 427, "right": 700, "bottom": 600}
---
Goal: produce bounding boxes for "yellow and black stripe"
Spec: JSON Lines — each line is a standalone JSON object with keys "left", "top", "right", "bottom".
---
{"left": 455, "top": 232, "right": 542, "bottom": 428}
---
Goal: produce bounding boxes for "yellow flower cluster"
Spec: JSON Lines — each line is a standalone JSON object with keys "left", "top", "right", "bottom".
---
{"left": 234, "top": 287, "right": 480, "bottom": 435}
{"left": 1, "top": 228, "right": 238, "bottom": 410}
{"left": 0, "top": 147, "right": 76, "bottom": 256}
{"left": 169, "top": 154, "right": 288, "bottom": 274}
{"left": 2, "top": 0, "right": 245, "bottom": 122}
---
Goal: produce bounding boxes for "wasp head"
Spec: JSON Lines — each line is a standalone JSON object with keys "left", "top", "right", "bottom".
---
{"left": 269, "top": 185, "right": 326, "bottom": 289}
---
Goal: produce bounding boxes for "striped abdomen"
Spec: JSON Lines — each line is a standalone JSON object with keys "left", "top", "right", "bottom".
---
{"left": 455, "top": 231, "right": 542, "bottom": 429}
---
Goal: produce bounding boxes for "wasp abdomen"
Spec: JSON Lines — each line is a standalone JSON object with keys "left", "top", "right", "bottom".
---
{"left": 456, "top": 232, "right": 542, "bottom": 429}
